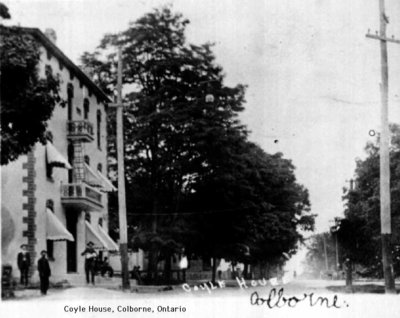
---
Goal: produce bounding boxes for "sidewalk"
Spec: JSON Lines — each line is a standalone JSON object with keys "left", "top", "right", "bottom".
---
{"left": 6, "top": 276, "right": 180, "bottom": 301}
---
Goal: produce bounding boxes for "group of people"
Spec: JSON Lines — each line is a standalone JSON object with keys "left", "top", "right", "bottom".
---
{"left": 17, "top": 241, "right": 114, "bottom": 295}
{"left": 217, "top": 259, "right": 246, "bottom": 280}
{"left": 17, "top": 244, "right": 51, "bottom": 295}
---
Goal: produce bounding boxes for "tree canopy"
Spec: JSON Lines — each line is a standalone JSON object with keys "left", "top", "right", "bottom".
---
{"left": 0, "top": 25, "right": 64, "bottom": 165}
{"left": 189, "top": 139, "right": 314, "bottom": 264}
{"left": 81, "top": 6, "right": 315, "bottom": 281}
{"left": 339, "top": 124, "right": 400, "bottom": 277}
{"left": 0, "top": 2, "right": 10, "bottom": 19}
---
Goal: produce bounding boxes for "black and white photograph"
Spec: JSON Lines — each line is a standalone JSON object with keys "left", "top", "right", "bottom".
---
{"left": 1, "top": 1, "right": 400, "bottom": 317}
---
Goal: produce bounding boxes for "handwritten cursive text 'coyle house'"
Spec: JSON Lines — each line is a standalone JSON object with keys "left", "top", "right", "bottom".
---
{"left": 1, "top": 27, "right": 119, "bottom": 285}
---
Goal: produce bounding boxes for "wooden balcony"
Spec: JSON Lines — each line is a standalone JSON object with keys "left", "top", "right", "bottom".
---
{"left": 67, "top": 120, "right": 94, "bottom": 142}
{"left": 61, "top": 182, "right": 103, "bottom": 210}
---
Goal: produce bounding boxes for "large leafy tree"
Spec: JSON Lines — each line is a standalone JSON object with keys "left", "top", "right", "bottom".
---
{"left": 1, "top": 22, "right": 64, "bottom": 165}
{"left": 82, "top": 6, "right": 246, "bottom": 277}
{"left": 82, "top": 6, "right": 314, "bottom": 282}
{"left": 339, "top": 124, "right": 400, "bottom": 277}
{"left": 189, "top": 138, "right": 314, "bottom": 277}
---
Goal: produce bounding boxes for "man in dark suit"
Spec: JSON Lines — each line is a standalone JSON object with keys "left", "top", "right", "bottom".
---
{"left": 81, "top": 241, "right": 97, "bottom": 284}
{"left": 37, "top": 250, "right": 51, "bottom": 295}
{"left": 17, "top": 244, "right": 30, "bottom": 287}
{"left": 343, "top": 258, "right": 353, "bottom": 287}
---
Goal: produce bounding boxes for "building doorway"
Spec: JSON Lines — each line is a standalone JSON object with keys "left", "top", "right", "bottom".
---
{"left": 66, "top": 210, "right": 78, "bottom": 273}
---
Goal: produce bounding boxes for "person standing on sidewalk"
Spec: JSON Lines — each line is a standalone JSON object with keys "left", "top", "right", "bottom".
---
{"left": 343, "top": 257, "right": 353, "bottom": 292}
{"left": 17, "top": 244, "right": 30, "bottom": 287}
{"left": 178, "top": 251, "right": 188, "bottom": 282}
{"left": 81, "top": 242, "right": 97, "bottom": 285}
{"left": 37, "top": 250, "right": 51, "bottom": 295}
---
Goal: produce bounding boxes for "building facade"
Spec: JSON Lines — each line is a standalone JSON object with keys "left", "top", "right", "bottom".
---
{"left": 1, "top": 27, "right": 118, "bottom": 284}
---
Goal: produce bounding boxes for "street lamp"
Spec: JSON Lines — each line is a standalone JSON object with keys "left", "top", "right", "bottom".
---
{"left": 205, "top": 93, "right": 215, "bottom": 103}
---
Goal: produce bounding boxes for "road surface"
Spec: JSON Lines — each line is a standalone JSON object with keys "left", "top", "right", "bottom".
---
{"left": 1, "top": 279, "right": 398, "bottom": 318}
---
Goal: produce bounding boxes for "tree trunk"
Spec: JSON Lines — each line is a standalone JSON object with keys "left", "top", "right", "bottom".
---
{"left": 164, "top": 253, "right": 172, "bottom": 283}
{"left": 259, "top": 261, "right": 266, "bottom": 279}
{"left": 146, "top": 135, "right": 159, "bottom": 284}
{"left": 211, "top": 256, "right": 217, "bottom": 283}
{"left": 147, "top": 190, "right": 159, "bottom": 283}
{"left": 147, "top": 241, "right": 159, "bottom": 283}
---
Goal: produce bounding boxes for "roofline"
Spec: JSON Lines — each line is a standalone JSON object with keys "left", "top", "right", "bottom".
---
{"left": 20, "top": 27, "right": 111, "bottom": 104}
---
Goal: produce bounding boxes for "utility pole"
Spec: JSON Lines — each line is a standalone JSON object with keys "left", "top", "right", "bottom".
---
{"left": 333, "top": 217, "right": 341, "bottom": 271}
{"left": 366, "top": 0, "right": 396, "bottom": 293}
{"left": 330, "top": 218, "right": 340, "bottom": 272}
{"left": 110, "top": 47, "right": 130, "bottom": 290}
{"left": 335, "top": 232, "right": 339, "bottom": 271}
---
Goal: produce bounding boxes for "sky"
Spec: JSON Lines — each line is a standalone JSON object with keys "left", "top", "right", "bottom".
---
{"left": 4, "top": 0, "right": 400, "bottom": 234}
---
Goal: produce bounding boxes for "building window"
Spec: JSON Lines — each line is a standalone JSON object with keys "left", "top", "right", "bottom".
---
{"left": 46, "top": 240, "right": 54, "bottom": 261}
{"left": 97, "top": 110, "right": 102, "bottom": 150}
{"left": 85, "top": 212, "right": 91, "bottom": 223}
{"left": 46, "top": 199, "right": 54, "bottom": 210}
{"left": 84, "top": 155, "right": 90, "bottom": 165}
{"left": 84, "top": 99, "right": 90, "bottom": 120}
{"left": 45, "top": 131, "right": 53, "bottom": 143}
{"left": 46, "top": 202, "right": 55, "bottom": 260}
{"left": 67, "top": 83, "right": 74, "bottom": 121}
{"left": 97, "top": 163, "right": 102, "bottom": 173}
{"left": 98, "top": 218, "right": 103, "bottom": 227}
{"left": 46, "top": 133, "right": 54, "bottom": 179}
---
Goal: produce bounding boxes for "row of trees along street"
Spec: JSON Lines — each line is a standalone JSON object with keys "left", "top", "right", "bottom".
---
{"left": 80, "top": 7, "right": 315, "bottom": 284}
{"left": 306, "top": 124, "right": 400, "bottom": 279}
{"left": 0, "top": 4, "right": 315, "bottom": 284}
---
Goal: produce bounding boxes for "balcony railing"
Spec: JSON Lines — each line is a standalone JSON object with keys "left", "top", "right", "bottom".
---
{"left": 61, "top": 182, "right": 103, "bottom": 210}
{"left": 67, "top": 120, "right": 94, "bottom": 142}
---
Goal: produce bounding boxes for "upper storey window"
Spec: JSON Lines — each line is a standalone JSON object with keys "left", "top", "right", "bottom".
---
{"left": 97, "top": 110, "right": 102, "bottom": 150}
{"left": 84, "top": 98, "right": 90, "bottom": 120}
{"left": 67, "top": 83, "right": 74, "bottom": 121}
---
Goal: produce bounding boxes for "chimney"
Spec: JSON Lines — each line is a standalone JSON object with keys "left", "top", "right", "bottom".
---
{"left": 44, "top": 28, "right": 57, "bottom": 44}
